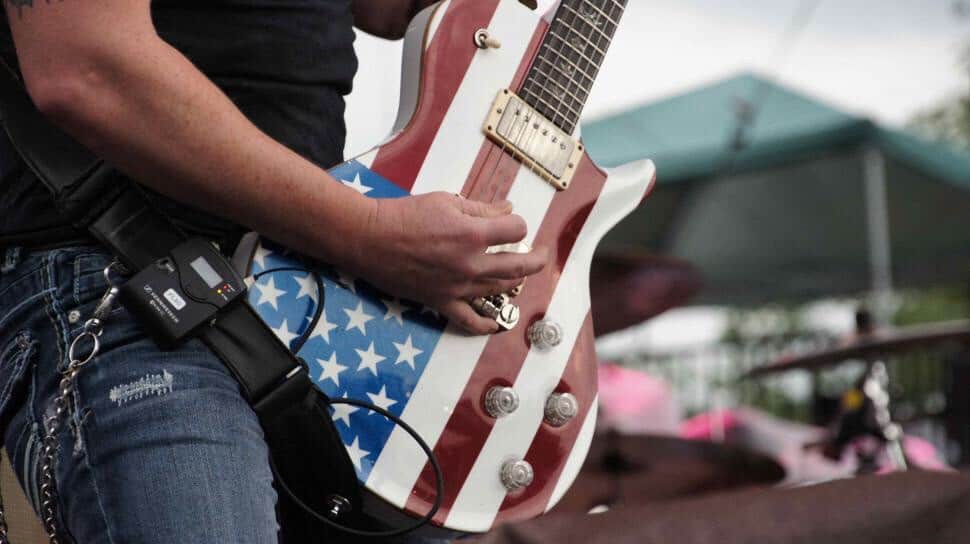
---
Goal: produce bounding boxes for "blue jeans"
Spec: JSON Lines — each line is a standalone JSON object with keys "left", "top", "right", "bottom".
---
{"left": 0, "top": 246, "right": 450, "bottom": 543}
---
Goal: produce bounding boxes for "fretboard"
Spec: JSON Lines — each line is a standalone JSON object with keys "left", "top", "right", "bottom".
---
{"left": 518, "top": 0, "right": 627, "bottom": 134}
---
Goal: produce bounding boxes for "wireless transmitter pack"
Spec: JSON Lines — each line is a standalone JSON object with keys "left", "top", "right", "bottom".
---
{"left": 119, "top": 238, "right": 247, "bottom": 349}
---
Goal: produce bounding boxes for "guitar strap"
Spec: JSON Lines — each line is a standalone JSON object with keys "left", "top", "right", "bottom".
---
{"left": 0, "top": 63, "right": 367, "bottom": 540}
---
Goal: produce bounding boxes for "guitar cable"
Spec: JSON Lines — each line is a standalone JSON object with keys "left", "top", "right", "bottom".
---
{"left": 253, "top": 266, "right": 445, "bottom": 537}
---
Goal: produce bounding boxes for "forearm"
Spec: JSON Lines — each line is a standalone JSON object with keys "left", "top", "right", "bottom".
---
{"left": 9, "top": 6, "right": 373, "bottom": 266}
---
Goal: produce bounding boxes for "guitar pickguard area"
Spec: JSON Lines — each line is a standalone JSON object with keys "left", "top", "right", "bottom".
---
{"left": 483, "top": 89, "right": 585, "bottom": 191}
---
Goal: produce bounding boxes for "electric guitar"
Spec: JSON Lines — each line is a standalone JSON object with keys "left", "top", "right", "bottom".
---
{"left": 242, "top": 0, "right": 654, "bottom": 533}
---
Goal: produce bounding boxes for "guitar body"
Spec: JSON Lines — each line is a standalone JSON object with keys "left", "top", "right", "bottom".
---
{"left": 245, "top": 0, "right": 655, "bottom": 533}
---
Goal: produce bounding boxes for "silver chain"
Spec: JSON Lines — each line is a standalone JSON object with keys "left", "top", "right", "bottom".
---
{"left": 0, "top": 263, "right": 122, "bottom": 544}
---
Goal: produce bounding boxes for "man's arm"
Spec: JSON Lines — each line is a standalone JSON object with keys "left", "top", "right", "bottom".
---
{"left": 5, "top": 0, "right": 546, "bottom": 333}
{"left": 352, "top": 0, "right": 438, "bottom": 40}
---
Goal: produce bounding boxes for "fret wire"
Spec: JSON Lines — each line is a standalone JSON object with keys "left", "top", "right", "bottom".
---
{"left": 521, "top": 85, "right": 569, "bottom": 126}
{"left": 529, "top": 64, "right": 586, "bottom": 111}
{"left": 555, "top": 14, "right": 608, "bottom": 58}
{"left": 577, "top": 0, "right": 621, "bottom": 27}
{"left": 536, "top": 75, "right": 584, "bottom": 117}
{"left": 523, "top": 70, "right": 565, "bottom": 123}
{"left": 519, "top": 0, "right": 627, "bottom": 133}
{"left": 565, "top": 4, "right": 610, "bottom": 69}
{"left": 561, "top": 3, "right": 613, "bottom": 45}
{"left": 525, "top": 74, "right": 582, "bottom": 121}
{"left": 545, "top": 31, "right": 601, "bottom": 75}
{"left": 524, "top": 72, "right": 583, "bottom": 119}
{"left": 536, "top": 54, "right": 591, "bottom": 98}
{"left": 577, "top": 0, "right": 620, "bottom": 49}
{"left": 552, "top": 10, "right": 594, "bottom": 107}
{"left": 537, "top": 2, "right": 587, "bottom": 129}
{"left": 539, "top": 42, "right": 594, "bottom": 93}
{"left": 567, "top": 1, "right": 610, "bottom": 79}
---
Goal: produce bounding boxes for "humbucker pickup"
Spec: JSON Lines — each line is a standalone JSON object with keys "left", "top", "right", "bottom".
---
{"left": 483, "top": 89, "right": 584, "bottom": 190}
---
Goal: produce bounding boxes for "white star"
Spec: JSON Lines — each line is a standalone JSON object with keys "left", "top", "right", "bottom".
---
{"left": 393, "top": 335, "right": 423, "bottom": 370}
{"left": 344, "top": 302, "right": 374, "bottom": 334}
{"left": 315, "top": 353, "right": 347, "bottom": 386}
{"left": 330, "top": 398, "right": 359, "bottom": 427}
{"left": 343, "top": 436, "right": 370, "bottom": 471}
{"left": 381, "top": 298, "right": 407, "bottom": 326}
{"left": 271, "top": 319, "right": 299, "bottom": 348}
{"left": 252, "top": 244, "right": 273, "bottom": 270}
{"left": 294, "top": 273, "right": 318, "bottom": 303}
{"left": 255, "top": 276, "right": 287, "bottom": 310}
{"left": 308, "top": 312, "right": 338, "bottom": 344}
{"left": 355, "top": 342, "right": 386, "bottom": 376}
{"left": 342, "top": 173, "right": 374, "bottom": 195}
{"left": 367, "top": 385, "right": 397, "bottom": 412}
{"left": 336, "top": 270, "right": 357, "bottom": 293}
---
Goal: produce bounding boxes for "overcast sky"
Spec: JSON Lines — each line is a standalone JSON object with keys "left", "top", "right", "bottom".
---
{"left": 345, "top": 0, "right": 969, "bottom": 157}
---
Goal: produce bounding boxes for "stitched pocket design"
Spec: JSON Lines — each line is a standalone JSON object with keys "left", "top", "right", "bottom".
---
{"left": 72, "top": 252, "right": 115, "bottom": 307}
{"left": 0, "top": 331, "right": 34, "bottom": 427}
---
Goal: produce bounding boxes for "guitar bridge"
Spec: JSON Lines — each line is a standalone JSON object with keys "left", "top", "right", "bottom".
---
{"left": 483, "top": 89, "right": 584, "bottom": 190}
{"left": 471, "top": 293, "right": 520, "bottom": 331}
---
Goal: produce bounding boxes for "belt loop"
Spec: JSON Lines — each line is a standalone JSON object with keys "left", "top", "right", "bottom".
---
{"left": 1, "top": 246, "right": 21, "bottom": 273}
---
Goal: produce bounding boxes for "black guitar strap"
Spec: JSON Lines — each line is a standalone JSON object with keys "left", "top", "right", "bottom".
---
{"left": 0, "top": 63, "right": 366, "bottom": 541}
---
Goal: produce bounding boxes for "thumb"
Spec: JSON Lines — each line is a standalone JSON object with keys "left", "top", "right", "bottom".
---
{"left": 460, "top": 198, "right": 513, "bottom": 218}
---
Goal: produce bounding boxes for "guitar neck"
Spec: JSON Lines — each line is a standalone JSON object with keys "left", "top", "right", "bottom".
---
{"left": 519, "top": 0, "right": 628, "bottom": 134}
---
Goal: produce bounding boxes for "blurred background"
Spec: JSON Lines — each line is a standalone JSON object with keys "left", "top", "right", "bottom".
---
{"left": 346, "top": 0, "right": 970, "bottom": 470}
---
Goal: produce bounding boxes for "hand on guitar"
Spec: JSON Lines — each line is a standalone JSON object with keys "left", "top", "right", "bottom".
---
{"left": 354, "top": 192, "right": 548, "bottom": 334}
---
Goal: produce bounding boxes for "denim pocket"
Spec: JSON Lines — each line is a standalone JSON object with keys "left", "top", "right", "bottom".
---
{"left": 72, "top": 252, "right": 116, "bottom": 307}
{"left": 0, "top": 331, "right": 34, "bottom": 426}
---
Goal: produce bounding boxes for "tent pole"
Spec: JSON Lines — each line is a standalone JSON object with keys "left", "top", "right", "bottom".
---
{"left": 863, "top": 146, "right": 893, "bottom": 327}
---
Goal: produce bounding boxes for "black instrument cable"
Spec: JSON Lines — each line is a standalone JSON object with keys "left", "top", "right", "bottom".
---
{"left": 253, "top": 266, "right": 445, "bottom": 537}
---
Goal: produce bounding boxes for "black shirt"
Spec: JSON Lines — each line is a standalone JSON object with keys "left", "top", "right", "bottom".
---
{"left": 0, "top": 0, "right": 358, "bottom": 247}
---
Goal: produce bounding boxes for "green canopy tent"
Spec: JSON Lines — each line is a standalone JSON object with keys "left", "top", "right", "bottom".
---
{"left": 584, "top": 73, "right": 970, "bottom": 316}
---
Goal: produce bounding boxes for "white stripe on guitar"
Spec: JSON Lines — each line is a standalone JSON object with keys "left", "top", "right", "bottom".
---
{"left": 425, "top": 0, "right": 451, "bottom": 49}
{"left": 446, "top": 159, "right": 656, "bottom": 531}
{"left": 365, "top": 2, "right": 545, "bottom": 508}
{"left": 410, "top": 1, "right": 540, "bottom": 196}
{"left": 546, "top": 399, "right": 598, "bottom": 512}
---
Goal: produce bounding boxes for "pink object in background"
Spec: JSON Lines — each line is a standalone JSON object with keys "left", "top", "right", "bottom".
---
{"left": 597, "top": 362, "right": 682, "bottom": 435}
{"left": 680, "top": 408, "right": 951, "bottom": 484}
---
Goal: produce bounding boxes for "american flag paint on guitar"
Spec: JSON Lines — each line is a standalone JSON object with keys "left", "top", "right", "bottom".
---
{"left": 243, "top": 0, "right": 655, "bottom": 533}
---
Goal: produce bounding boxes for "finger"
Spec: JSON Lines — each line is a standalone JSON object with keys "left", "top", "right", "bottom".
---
{"left": 441, "top": 300, "right": 499, "bottom": 335}
{"left": 462, "top": 277, "right": 524, "bottom": 298}
{"left": 472, "top": 247, "right": 549, "bottom": 279}
{"left": 479, "top": 213, "right": 529, "bottom": 246}
{"left": 460, "top": 198, "right": 514, "bottom": 219}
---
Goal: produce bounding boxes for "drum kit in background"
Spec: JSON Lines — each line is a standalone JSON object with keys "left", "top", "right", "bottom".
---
{"left": 483, "top": 318, "right": 970, "bottom": 542}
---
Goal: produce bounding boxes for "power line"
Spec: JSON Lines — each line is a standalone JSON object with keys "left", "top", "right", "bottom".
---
{"left": 727, "top": 0, "right": 824, "bottom": 158}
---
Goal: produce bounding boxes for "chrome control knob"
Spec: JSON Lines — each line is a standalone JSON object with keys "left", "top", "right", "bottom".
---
{"left": 528, "top": 319, "right": 563, "bottom": 351}
{"left": 500, "top": 459, "right": 534, "bottom": 491}
{"left": 484, "top": 386, "right": 520, "bottom": 418}
{"left": 544, "top": 392, "right": 579, "bottom": 427}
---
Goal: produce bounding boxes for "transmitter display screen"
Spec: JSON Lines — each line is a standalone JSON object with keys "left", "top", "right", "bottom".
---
{"left": 190, "top": 256, "right": 223, "bottom": 288}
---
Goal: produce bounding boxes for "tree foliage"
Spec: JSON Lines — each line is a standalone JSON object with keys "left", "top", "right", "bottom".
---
{"left": 908, "top": 44, "right": 970, "bottom": 148}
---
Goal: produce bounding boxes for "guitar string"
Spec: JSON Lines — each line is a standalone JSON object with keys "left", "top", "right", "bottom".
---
{"left": 468, "top": 0, "right": 620, "bottom": 299}
{"left": 476, "top": 0, "right": 597, "bottom": 201}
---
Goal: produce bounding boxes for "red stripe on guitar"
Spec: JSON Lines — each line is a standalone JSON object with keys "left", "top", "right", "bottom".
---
{"left": 369, "top": 0, "right": 501, "bottom": 192}
{"left": 458, "top": 20, "right": 549, "bottom": 202}
{"left": 405, "top": 154, "right": 609, "bottom": 524}
{"left": 493, "top": 311, "right": 597, "bottom": 524}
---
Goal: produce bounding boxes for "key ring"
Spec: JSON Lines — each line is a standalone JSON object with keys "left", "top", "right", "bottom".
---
{"left": 67, "top": 330, "right": 100, "bottom": 368}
